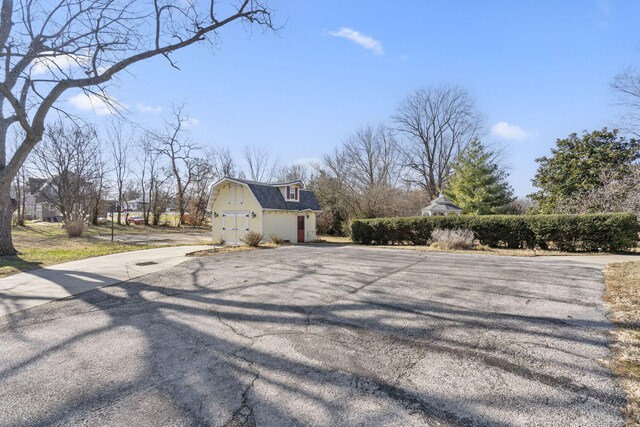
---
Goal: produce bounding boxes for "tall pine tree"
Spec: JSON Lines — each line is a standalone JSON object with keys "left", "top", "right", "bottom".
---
{"left": 445, "top": 139, "right": 514, "bottom": 215}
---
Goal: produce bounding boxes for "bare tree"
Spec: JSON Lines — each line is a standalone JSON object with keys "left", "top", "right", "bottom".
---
{"left": 11, "top": 164, "right": 27, "bottom": 226}
{"left": 316, "top": 125, "right": 405, "bottom": 220}
{"left": 612, "top": 67, "right": 640, "bottom": 137}
{"left": 138, "top": 144, "right": 169, "bottom": 226}
{"left": 107, "top": 120, "right": 133, "bottom": 224}
{"left": 186, "top": 158, "right": 215, "bottom": 226}
{"left": 31, "top": 121, "right": 100, "bottom": 224}
{"left": 277, "top": 163, "right": 316, "bottom": 183}
{"left": 148, "top": 105, "right": 202, "bottom": 225}
{"left": 555, "top": 166, "right": 640, "bottom": 217}
{"left": 242, "top": 145, "right": 279, "bottom": 182}
{"left": 9, "top": 131, "right": 28, "bottom": 226}
{"left": 207, "top": 146, "right": 240, "bottom": 179}
{"left": 393, "top": 85, "right": 483, "bottom": 199}
{"left": 88, "top": 146, "right": 109, "bottom": 225}
{"left": 344, "top": 124, "right": 401, "bottom": 189}
{"left": 0, "top": 0, "right": 275, "bottom": 254}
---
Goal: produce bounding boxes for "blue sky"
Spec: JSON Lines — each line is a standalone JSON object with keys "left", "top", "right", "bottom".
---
{"left": 66, "top": 0, "right": 640, "bottom": 197}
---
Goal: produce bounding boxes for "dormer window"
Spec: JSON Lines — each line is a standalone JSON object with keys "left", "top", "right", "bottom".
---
{"left": 286, "top": 185, "right": 299, "bottom": 202}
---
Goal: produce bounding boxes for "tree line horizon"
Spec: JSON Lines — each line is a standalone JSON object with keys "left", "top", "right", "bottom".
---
{"left": 0, "top": 0, "right": 638, "bottom": 254}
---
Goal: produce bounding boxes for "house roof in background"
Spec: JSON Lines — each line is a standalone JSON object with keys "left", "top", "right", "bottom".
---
{"left": 211, "top": 177, "right": 321, "bottom": 212}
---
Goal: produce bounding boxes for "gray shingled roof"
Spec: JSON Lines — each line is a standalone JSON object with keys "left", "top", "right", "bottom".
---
{"left": 422, "top": 194, "right": 463, "bottom": 213}
{"left": 228, "top": 177, "right": 321, "bottom": 211}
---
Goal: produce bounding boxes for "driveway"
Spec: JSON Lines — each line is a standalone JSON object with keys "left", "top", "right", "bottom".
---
{"left": 90, "top": 231, "right": 211, "bottom": 246}
{"left": 0, "top": 245, "right": 214, "bottom": 317}
{"left": 0, "top": 246, "right": 625, "bottom": 426}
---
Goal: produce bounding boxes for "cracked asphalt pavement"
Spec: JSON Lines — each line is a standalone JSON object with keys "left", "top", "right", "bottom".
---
{"left": 0, "top": 245, "right": 625, "bottom": 426}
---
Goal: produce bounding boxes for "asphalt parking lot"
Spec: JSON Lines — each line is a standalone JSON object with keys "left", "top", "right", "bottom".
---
{"left": 0, "top": 245, "right": 625, "bottom": 426}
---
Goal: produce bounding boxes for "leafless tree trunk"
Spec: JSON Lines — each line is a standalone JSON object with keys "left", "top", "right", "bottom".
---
{"left": 9, "top": 133, "right": 27, "bottom": 226}
{"left": 0, "top": 0, "right": 275, "bottom": 254}
{"left": 242, "top": 145, "right": 279, "bottom": 182}
{"left": 186, "top": 158, "right": 215, "bottom": 226}
{"left": 612, "top": 67, "right": 640, "bottom": 137}
{"left": 148, "top": 105, "right": 202, "bottom": 226}
{"left": 32, "top": 121, "right": 100, "bottom": 224}
{"left": 107, "top": 120, "right": 133, "bottom": 225}
{"left": 89, "top": 148, "right": 108, "bottom": 226}
{"left": 392, "top": 85, "right": 483, "bottom": 199}
{"left": 11, "top": 164, "right": 26, "bottom": 226}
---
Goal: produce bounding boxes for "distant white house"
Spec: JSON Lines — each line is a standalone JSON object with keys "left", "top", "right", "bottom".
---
{"left": 207, "top": 177, "right": 322, "bottom": 245}
{"left": 23, "top": 178, "right": 63, "bottom": 222}
{"left": 124, "top": 198, "right": 147, "bottom": 212}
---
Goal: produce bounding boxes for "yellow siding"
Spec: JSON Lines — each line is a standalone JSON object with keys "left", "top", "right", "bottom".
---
{"left": 209, "top": 180, "right": 318, "bottom": 244}
{"left": 263, "top": 211, "right": 298, "bottom": 243}
{"left": 263, "top": 211, "right": 317, "bottom": 243}
{"left": 305, "top": 212, "right": 317, "bottom": 242}
{"left": 211, "top": 183, "right": 262, "bottom": 244}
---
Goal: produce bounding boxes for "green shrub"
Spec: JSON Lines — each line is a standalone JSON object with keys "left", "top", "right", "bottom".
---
{"left": 351, "top": 213, "right": 639, "bottom": 252}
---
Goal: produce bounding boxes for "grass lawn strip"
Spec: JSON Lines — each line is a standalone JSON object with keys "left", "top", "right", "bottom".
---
{"left": 604, "top": 261, "right": 640, "bottom": 424}
{"left": 0, "top": 222, "right": 210, "bottom": 279}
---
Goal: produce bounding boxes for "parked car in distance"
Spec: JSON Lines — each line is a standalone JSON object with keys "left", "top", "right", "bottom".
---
{"left": 127, "top": 216, "right": 144, "bottom": 225}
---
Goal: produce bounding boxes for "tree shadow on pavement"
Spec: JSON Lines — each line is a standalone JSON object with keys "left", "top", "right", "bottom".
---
{"left": 0, "top": 246, "right": 627, "bottom": 426}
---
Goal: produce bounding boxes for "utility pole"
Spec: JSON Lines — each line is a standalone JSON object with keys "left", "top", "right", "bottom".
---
{"left": 110, "top": 205, "right": 115, "bottom": 242}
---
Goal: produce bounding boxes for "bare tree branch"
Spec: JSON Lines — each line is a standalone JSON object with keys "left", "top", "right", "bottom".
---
{"left": 0, "top": 0, "right": 276, "bottom": 253}
{"left": 392, "top": 85, "right": 483, "bottom": 199}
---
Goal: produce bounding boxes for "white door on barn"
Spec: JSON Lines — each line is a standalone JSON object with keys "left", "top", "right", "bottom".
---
{"left": 222, "top": 212, "right": 250, "bottom": 245}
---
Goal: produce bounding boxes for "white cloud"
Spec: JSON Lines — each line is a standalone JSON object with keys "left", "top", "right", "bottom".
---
{"left": 328, "top": 27, "right": 384, "bottom": 56}
{"left": 180, "top": 117, "right": 200, "bottom": 129}
{"left": 32, "top": 53, "right": 89, "bottom": 76}
{"left": 490, "top": 121, "right": 532, "bottom": 140}
{"left": 68, "top": 93, "right": 118, "bottom": 116}
{"left": 136, "top": 103, "right": 162, "bottom": 113}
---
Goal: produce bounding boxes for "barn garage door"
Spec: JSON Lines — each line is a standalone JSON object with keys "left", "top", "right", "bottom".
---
{"left": 222, "top": 212, "right": 250, "bottom": 245}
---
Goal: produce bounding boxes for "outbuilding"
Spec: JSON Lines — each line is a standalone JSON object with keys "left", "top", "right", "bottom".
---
{"left": 207, "top": 177, "right": 322, "bottom": 245}
{"left": 421, "top": 194, "right": 463, "bottom": 216}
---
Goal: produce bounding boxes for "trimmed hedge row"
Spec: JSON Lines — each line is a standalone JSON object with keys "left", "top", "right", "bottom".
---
{"left": 351, "top": 213, "right": 640, "bottom": 252}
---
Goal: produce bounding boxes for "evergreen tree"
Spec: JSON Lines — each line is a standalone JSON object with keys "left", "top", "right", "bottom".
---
{"left": 445, "top": 139, "right": 514, "bottom": 215}
{"left": 529, "top": 128, "right": 640, "bottom": 213}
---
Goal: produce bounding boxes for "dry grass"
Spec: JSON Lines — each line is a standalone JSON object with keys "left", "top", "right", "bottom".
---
{"left": 314, "top": 235, "right": 353, "bottom": 244}
{"left": 270, "top": 234, "right": 284, "bottom": 245}
{"left": 186, "top": 243, "right": 279, "bottom": 257}
{"left": 315, "top": 235, "right": 610, "bottom": 257}
{"left": 18, "top": 221, "right": 209, "bottom": 236}
{"left": 431, "top": 228, "right": 475, "bottom": 250}
{"left": 604, "top": 261, "right": 640, "bottom": 424}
